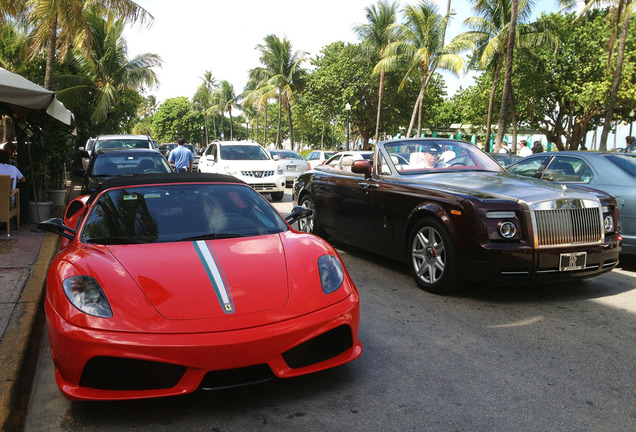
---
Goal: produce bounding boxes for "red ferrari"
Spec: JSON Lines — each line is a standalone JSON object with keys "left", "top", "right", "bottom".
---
{"left": 39, "top": 173, "right": 362, "bottom": 401}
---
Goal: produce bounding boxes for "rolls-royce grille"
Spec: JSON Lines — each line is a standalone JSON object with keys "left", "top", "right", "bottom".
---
{"left": 534, "top": 207, "right": 602, "bottom": 248}
{"left": 241, "top": 170, "right": 274, "bottom": 178}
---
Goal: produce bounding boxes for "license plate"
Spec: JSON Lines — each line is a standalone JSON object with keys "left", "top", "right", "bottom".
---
{"left": 559, "top": 252, "right": 587, "bottom": 271}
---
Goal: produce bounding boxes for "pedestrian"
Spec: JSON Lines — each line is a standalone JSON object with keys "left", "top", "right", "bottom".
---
{"left": 531, "top": 141, "right": 544, "bottom": 154}
{"left": 625, "top": 136, "right": 635, "bottom": 153}
{"left": 168, "top": 136, "right": 194, "bottom": 172}
{"left": 0, "top": 149, "right": 25, "bottom": 203}
{"left": 518, "top": 140, "right": 532, "bottom": 157}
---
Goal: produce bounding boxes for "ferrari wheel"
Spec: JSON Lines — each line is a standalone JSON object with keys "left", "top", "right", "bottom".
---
{"left": 298, "top": 196, "right": 324, "bottom": 237}
{"left": 408, "top": 218, "right": 458, "bottom": 294}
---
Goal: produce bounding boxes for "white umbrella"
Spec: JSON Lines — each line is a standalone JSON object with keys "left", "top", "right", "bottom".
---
{"left": 0, "top": 67, "right": 73, "bottom": 127}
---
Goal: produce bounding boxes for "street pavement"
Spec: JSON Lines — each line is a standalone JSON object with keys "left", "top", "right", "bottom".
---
{"left": 0, "top": 206, "right": 61, "bottom": 431}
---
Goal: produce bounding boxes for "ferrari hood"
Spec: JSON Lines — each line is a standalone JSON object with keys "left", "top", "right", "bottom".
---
{"left": 108, "top": 235, "right": 289, "bottom": 320}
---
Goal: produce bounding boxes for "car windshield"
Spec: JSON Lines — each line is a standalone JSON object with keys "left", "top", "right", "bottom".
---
{"left": 90, "top": 153, "right": 172, "bottom": 176}
{"left": 383, "top": 140, "right": 502, "bottom": 174}
{"left": 81, "top": 183, "right": 288, "bottom": 244}
{"left": 95, "top": 139, "right": 152, "bottom": 152}
{"left": 220, "top": 145, "right": 270, "bottom": 160}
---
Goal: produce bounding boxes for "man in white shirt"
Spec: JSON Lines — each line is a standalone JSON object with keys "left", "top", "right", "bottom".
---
{"left": 518, "top": 140, "right": 532, "bottom": 157}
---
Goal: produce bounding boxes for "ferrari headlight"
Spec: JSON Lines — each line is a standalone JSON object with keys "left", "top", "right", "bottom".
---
{"left": 318, "top": 255, "right": 344, "bottom": 294}
{"left": 62, "top": 275, "right": 113, "bottom": 318}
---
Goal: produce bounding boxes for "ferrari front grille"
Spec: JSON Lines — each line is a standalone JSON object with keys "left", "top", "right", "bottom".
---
{"left": 199, "top": 364, "right": 274, "bottom": 390}
{"left": 282, "top": 325, "right": 353, "bottom": 369}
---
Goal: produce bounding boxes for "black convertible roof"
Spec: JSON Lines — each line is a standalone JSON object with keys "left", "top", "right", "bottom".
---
{"left": 95, "top": 173, "right": 245, "bottom": 194}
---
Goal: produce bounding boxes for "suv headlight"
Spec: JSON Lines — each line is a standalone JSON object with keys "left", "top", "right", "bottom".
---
{"left": 276, "top": 164, "right": 284, "bottom": 176}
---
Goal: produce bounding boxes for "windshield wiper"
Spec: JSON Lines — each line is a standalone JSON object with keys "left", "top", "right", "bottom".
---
{"left": 176, "top": 233, "right": 244, "bottom": 242}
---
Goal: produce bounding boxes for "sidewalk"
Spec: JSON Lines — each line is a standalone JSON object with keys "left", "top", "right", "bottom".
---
{"left": 0, "top": 211, "right": 62, "bottom": 431}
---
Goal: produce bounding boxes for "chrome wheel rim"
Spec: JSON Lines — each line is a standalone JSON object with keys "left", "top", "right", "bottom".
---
{"left": 298, "top": 199, "right": 315, "bottom": 233}
{"left": 411, "top": 226, "right": 446, "bottom": 285}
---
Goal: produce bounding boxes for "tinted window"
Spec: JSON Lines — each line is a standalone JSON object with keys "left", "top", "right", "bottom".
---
{"left": 220, "top": 145, "right": 269, "bottom": 160}
{"left": 81, "top": 183, "right": 288, "bottom": 244}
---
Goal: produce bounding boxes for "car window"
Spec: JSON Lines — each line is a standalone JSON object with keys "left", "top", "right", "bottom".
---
{"left": 81, "top": 183, "right": 289, "bottom": 244}
{"left": 306, "top": 152, "right": 317, "bottom": 161}
{"left": 91, "top": 153, "right": 171, "bottom": 176}
{"left": 541, "top": 156, "right": 587, "bottom": 182}
{"left": 605, "top": 154, "right": 636, "bottom": 177}
{"left": 507, "top": 156, "right": 549, "bottom": 177}
{"left": 220, "top": 145, "right": 269, "bottom": 160}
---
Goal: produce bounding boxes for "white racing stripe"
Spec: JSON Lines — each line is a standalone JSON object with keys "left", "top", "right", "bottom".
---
{"left": 194, "top": 240, "right": 234, "bottom": 313}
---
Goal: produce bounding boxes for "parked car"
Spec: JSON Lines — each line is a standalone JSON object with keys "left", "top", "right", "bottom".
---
{"left": 76, "top": 148, "right": 173, "bottom": 194}
{"left": 38, "top": 173, "right": 362, "bottom": 400}
{"left": 293, "top": 138, "right": 621, "bottom": 294}
{"left": 305, "top": 150, "right": 337, "bottom": 169}
{"left": 78, "top": 137, "right": 96, "bottom": 170}
{"left": 506, "top": 151, "right": 636, "bottom": 254}
{"left": 490, "top": 152, "right": 522, "bottom": 168}
{"left": 267, "top": 149, "right": 311, "bottom": 187}
{"left": 320, "top": 151, "right": 373, "bottom": 171}
{"left": 198, "top": 141, "right": 286, "bottom": 201}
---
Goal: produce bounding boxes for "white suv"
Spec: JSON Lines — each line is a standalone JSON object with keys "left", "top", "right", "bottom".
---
{"left": 198, "top": 141, "right": 286, "bottom": 201}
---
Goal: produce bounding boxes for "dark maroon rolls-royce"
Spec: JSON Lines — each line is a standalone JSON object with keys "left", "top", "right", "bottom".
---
{"left": 292, "top": 138, "right": 621, "bottom": 294}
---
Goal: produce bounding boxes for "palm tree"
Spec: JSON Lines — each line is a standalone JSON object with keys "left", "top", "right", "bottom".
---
{"left": 0, "top": 19, "right": 29, "bottom": 72}
{"left": 56, "top": 9, "right": 161, "bottom": 126}
{"left": 494, "top": 0, "right": 519, "bottom": 149}
{"left": 210, "top": 80, "right": 237, "bottom": 140}
{"left": 252, "top": 34, "right": 307, "bottom": 150}
{"left": 376, "top": 1, "right": 472, "bottom": 138}
{"left": 25, "top": 0, "right": 152, "bottom": 90}
{"left": 198, "top": 70, "right": 218, "bottom": 143}
{"left": 354, "top": 0, "right": 399, "bottom": 144}
{"left": 561, "top": 0, "right": 634, "bottom": 151}
{"left": 455, "top": 0, "right": 535, "bottom": 151}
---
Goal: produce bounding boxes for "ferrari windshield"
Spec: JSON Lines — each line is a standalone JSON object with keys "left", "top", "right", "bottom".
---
{"left": 382, "top": 140, "right": 502, "bottom": 174}
{"left": 81, "top": 183, "right": 289, "bottom": 244}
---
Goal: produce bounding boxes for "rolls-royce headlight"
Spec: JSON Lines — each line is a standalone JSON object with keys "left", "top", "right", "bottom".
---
{"left": 604, "top": 215, "right": 615, "bottom": 233}
{"left": 63, "top": 275, "right": 113, "bottom": 318}
{"left": 498, "top": 221, "right": 517, "bottom": 239}
{"left": 318, "top": 255, "right": 344, "bottom": 294}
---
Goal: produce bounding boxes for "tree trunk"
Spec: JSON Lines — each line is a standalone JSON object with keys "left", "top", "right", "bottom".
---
{"left": 229, "top": 108, "right": 233, "bottom": 140}
{"left": 599, "top": 6, "right": 631, "bottom": 151}
{"left": 485, "top": 55, "right": 503, "bottom": 151}
{"left": 374, "top": 70, "right": 385, "bottom": 144}
{"left": 44, "top": 13, "right": 58, "bottom": 90}
{"left": 286, "top": 98, "right": 295, "bottom": 151}
{"left": 276, "top": 95, "right": 282, "bottom": 148}
{"left": 495, "top": 0, "right": 518, "bottom": 150}
{"left": 510, "top": 88, "right": 517, "bottom": 153}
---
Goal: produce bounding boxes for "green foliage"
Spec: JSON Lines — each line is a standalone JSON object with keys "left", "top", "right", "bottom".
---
{"left": 152, "top": 97, "right": 203, "bottom": 143}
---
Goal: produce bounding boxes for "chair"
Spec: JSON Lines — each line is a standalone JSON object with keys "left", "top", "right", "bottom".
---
{"left": 0, "top": 175, "right": 20, "bottom": 236}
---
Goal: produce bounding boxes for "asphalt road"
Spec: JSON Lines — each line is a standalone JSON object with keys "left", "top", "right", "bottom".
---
{"left": 25, "top": 190, "right": 636, "bottom": 431}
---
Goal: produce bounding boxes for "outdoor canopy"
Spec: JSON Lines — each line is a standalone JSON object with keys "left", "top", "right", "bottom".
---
{"left": 0, "top": 67, "right": 74, "bottom": 127}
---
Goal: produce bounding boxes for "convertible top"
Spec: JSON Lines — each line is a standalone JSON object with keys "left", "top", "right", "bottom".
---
{"left": 95, "top": 172, "right": 246, "bottom": 194}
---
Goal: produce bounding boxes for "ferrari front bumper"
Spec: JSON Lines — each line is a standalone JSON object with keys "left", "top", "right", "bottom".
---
{"left": 45, "top": 294, "right": 361, "bottom": 401}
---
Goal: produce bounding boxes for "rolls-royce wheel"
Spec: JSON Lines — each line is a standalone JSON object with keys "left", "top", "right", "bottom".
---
{"left": 271, "top": 191, "right": 284, "bottom": 202}
{"left": 407, "top": 217, "right": 458, "bottom": 294}
{"left": 298, "top": 195, "right": 324, "bottom": 237}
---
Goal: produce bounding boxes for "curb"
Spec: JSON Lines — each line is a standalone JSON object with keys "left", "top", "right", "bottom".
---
{"left": 0, "top": 232, "right": 59, "bottom": 432}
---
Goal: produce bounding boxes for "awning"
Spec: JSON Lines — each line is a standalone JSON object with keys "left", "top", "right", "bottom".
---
{"left": 0, "top": 67, "right": 74, "bottom": 127}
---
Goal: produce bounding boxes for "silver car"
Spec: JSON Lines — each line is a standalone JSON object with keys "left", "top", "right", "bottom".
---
{"left": 507, "top": 151, "right": 636, "bottom": 254}
{"left": 268, "top": 149, "right": 311, "bottom": 187}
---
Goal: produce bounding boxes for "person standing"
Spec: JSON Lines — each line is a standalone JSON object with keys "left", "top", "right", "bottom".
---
{"left": 168, "top": 137, "right": 194, "bottom": 172}
{"left": 531, "top": 141, "right": 544, "bottom": 154}
{"left": 518, "top": 140, "right": 532, "bottom": 157}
